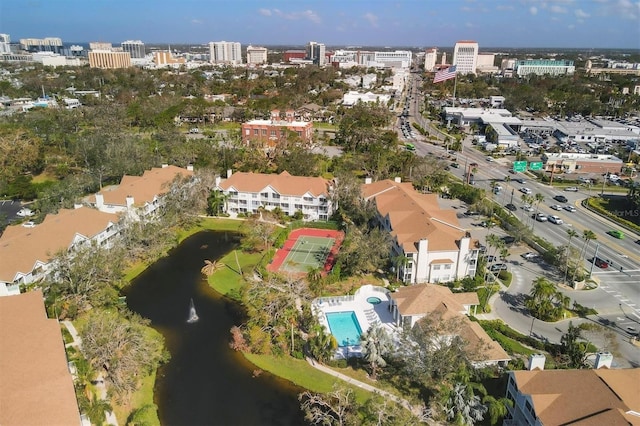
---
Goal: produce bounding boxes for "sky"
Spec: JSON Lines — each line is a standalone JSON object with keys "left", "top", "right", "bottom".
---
{"left": 1, "top": 0, "right": 639, "bottom": 49}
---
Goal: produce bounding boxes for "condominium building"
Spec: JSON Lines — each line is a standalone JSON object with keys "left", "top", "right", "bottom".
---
{"left": 89, "top": 50, "right": 132, "bottom": 68}
{"left": 307, "top": 41, "right": 326, "bottom": 65}
{"left": 154, "top": 50, "right": 186, "bottom": 67}
{"left": 19, "top": 37, "right": 63, "bottom": 53}
{"left": 424, "top": 48, "right": 437, "bottom": 72}
{"left": 121, "top": 40, "right": 146, "bottom": 58}
{"left": 246, "top": 45, "right": 268, "bottom": 65}
{"left": 89, "top": 41, "right": 114, "bottom": 51}
{"left": 209, "top": 41, "right": 242, "bottom": 65}
{"left": 453, "top": 40, "right": 479, "bottom": 75}
{"left": 362, "top": 178, "right": 479, "bottom": 284}
{"left": 0, "top": 34, "right": 11, "bottom": 54}
{"left": 515, "top": 59, "right": 575, "bottom": 77}
{"left": 216, "top": 170, "right": 334, "bottom": 221}
{"left": 241, "top": 109, "right": 314, "bottom": 147}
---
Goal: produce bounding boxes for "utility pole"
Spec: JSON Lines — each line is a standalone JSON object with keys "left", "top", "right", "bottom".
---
{"left": 588, "top": 242, "right": 601, "bottom": 278}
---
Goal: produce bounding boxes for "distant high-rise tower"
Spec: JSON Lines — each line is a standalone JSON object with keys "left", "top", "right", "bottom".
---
{"left": 424, "top": 48, "right": 437, "bottom": 72}
{"left": 441, "top": 52, "right": 447, "bottom": 65}
{"left": 307, "top": 41, "right": 326, "bottom": 66}
{"left": 0, "top": 34, "right": 10, "bottom": 54}
{"left": 453, "top": 40, "right": 479, "bottom": 75}
{"left": 246, "top": 45, "right": 268, "bottom": 65}
{"left": 121, "top": 40, "right": 146, "bottom": 59}
{"left": 209, "top": 41, "right": 242, "bottom": 65}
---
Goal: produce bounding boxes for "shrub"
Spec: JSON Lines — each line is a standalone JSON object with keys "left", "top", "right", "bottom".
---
{"left": 498, "top": 270, "right": 512, "bottom": 286}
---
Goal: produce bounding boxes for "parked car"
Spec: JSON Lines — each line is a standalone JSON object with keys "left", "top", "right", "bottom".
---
{"left": 521, "top": 252, "right": 539, "bottom": 260}
{"left": 550, "top": 204, "right": 563, "bottom": 211}
{"left": 535, "top": 213, "right": 548, "bottom": 222}
{"left": 501, "top": 235, "right": 516, "bottom": 244}
{"left": 607, "top": 230, "right": 625, "bottom": 239}
{"left": 486, "top": 255, "right": 497, "bottom": 262}
{"left": 490, "top": 263, "right": 508, "bottom": 272}
{"left": 505, "top": 203, "right": 518, "bottom": 212}
{"left": 563, "top": 205, "right": 577, "bottom": 212}
{"left": 548, "top": 215, "right": 563, "bottom": 225}
{"left": 553, "top": 195, "right": 568, "bottom": 203}
{"left": 564, "top": 186, "right": 579, "bottom": 192}
{"left": 594, "top": 258, "right": 609, "bottom": 269}
{"left": 16, "top": 208, "right": 33, "bottom": 217}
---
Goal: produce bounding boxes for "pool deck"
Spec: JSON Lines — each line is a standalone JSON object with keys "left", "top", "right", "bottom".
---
{"left": 312, "top": 285, "right": 398, "bottom": 359}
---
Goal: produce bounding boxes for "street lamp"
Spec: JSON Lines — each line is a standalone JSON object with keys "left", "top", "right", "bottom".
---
{"left": 529, "top": 317, "right": 535, "bottom": 337}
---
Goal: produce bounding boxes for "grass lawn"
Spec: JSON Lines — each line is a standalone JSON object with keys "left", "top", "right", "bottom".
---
{"left": 242, "top": 353, "right": 372, "bottom": 404}
{"left": 113, "top": 372, "right": 159, "bottom": 426}
{"left": 208, "top": 249, "right": 263, "bottom": 297}
{"left": 313, "top": 122, "right": 337, "bottom": 130}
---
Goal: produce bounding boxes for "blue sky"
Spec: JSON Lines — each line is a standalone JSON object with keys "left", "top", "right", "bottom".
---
{"left": 1, "top": 0, "right": 639, "bottom": 49}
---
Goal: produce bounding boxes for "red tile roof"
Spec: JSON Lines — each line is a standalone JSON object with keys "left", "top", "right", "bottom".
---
{"left": 219, "top": 170, "right": 330, "bottom": 197}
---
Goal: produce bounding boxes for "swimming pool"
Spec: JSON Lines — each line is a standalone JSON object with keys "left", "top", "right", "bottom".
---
{"left": 325, "top": 311, "right": 362, "bottom": 347}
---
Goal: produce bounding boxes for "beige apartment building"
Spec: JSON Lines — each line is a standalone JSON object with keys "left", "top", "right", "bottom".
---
{"left": 89, "top": 50, "right": 131, "bottom": 69}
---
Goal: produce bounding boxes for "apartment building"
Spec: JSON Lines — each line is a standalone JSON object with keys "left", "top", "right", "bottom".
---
{"left": 209, "top": 41, "right": 242, "bottom": 65}
{"left": 0, "top": 34, "right": 11, "bottom": 54}
{"left": 121, "top": 40, "right": 145, "bottom": 58}
{"left": 89, "top": 49, "right": 131, "bottom": 69}
{"left": 424, "top": 48, "right": 437, "bottom": 72}
{"left": 241, "top": 109, "right": 314, "bottom": 147}
{"left": 0, "top": 206, "right": 119, "bottom": 294}
{"left": 307, "top": 41, "right": 326, "bottom": 65}
{"left": 216, "top": 170, "right": 333, "bottom": 221}
{"left": 505, "top": 368, "right": 640, "bottom": 425}
{"left": 362, "top": 179, "right": 479, "bottom": 284}
{"left": 19, "top": 37, "right": 64, "bottom": 53}
{"left": 516, "top": 59, "right": 575, "bottom": 77}
{"left": 0, "top": 291, "right": 83, "bottom": 425}
{"left": 246, "top": 45, "right": 268, "bottom": 65}
{"left": 154, "top": 50, "right": 186, "bottom": 67}
{"left": 453, "top": 40, "right": 479, "bottom": 75}
{"left": 89, "top": 164, "right": 194, "bottom": 219}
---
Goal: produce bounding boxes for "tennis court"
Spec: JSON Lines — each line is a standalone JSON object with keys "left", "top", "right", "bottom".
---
{"left": 268, "top": 228, "right": 344, "bottom": 275}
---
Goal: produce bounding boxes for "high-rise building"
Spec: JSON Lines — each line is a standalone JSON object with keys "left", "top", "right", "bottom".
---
{"left": 121, "top": 40, "right": 146, "bottom": 59}
{"left": 89, "top": 50, "right": 131, "bottom": 69}
{"left": 0, "top": 34, "right": 10, "bottom": 54}
{"left": 453, "top": 40, "right": 479, "bottom": 75}
{"left": 307, "top": 41, "right": 326, "bottom": 66}
{"left": 209, "top": 41, "right": 242, "bottom": 65}
{"left": 19, "top": 37, "right": 63, "bottom": 54}
{"left": 89, "top": 42, "right": 113, "bottom": 51}
{"left": 246, "top": 45, "right": 268, "bottom": 65}
{"left": 424, "top": 48, "right": 437, "bottom": 72}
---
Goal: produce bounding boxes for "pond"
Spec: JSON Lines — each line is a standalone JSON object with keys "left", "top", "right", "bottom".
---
{"left": 124, "top": 230, "right": 305, "bottom": 425}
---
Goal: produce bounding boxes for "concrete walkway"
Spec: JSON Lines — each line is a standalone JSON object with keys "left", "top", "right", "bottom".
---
{"left": 62, "top": 321, "right": 118, "bottom": 426}
{"left": 305, "top": 357, "right": 427, "bottom": 419}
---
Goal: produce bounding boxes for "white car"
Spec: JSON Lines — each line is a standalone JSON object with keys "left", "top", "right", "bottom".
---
{"left": 486, "top": 156, "right": 494, "bottom": 162}
{"left": 548, "top": 215, "right": 563, "bottom": 225}
{"left": 564, "top": 186, "right": 579, "bottom": 192}
{"left": 550, "top": 204, "right": 563, "bottom": 211}
{"left": 16, "top": 208, "right": 33, "bottom": 217}
{"left": 520, "top": 187, "right": 532, "bottom": 195}
{"left": 564, "top": 205, "right": 576, "bottom": 212}
{"left": 535, "top": 213, "right": 548, "bottom": 222}
{"left": 521, "top": 252, "right": 539, "bottom": 260}
{"left": 522, "top": 204, "right": 535, "bottom": 212}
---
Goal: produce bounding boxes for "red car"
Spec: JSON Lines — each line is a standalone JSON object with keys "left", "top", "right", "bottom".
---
{"left": 594, "top": 258, "right": 609, "bottom": 269}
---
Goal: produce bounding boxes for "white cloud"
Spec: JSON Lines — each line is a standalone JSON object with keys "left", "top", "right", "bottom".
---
{"left": 530, "top": 6, "right": 538, "bottom": 14}
{"left": 568, "top": 24, "right": 576, "bottom": 29}
{"left": 550, "top": 5, "right": 568, "bottom": 13}
{"left": 191, "top": 19, "right": 202, "bottom": 24}
{"left": 363, "top": 12, "right": 379, "bottom": 27}
{"left": 575, "top": 9, "right": 590, "bottom": 18}
{"left": 259, "top": 8, "right": 322, "bottom": 24}
{"left": 497, "top": 5, "right": 515, "bottom": 10}
{"left": 461, "top": 6, "right": 472, "bottom": 12}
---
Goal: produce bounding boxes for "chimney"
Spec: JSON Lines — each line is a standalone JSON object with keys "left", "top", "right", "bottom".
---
{"left": 528, "top": 354, "right": 546, "bottom": 371}
{"left": 364, "top": 177, "right": 372, "bottom": 184}
{"left": 186, "top": 164, "right": 194, "bottom": 172}
{"left": 270, "top": 109, "right": 280, "bottom": 122}
{"left": 227, "top": 169, "right": 233, "bottom": 178}
{"left": 95, "top": 193, "right": 104, "bottom": 209}
{"left": 285, "top": 109, "right": 294, "bottom": 122}
{"left": 394, "top": 177, "right": 401, "bottom": 183}
{"left": 73, "top": 203, "right": 83, "bottom": 209}
{"left": 215, "top": 176, "right": 221, "bottom": 186}
{"left": 161, "top": 163, "right": 168, "bottom": 168}
{"left": 594, "top": 352, "right": 613, "bottom": 369}
{"left": 126, "top": 195, "right": 134, "bottom": 209}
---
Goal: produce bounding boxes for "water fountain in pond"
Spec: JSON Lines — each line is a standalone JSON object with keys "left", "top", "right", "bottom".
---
{"left": 187, "top": 298, "right": 199, "bottom": 323}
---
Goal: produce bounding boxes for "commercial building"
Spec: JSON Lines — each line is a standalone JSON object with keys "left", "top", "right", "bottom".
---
{"left": 424, "top": 48, "right": 437, "bottom": 72}
{"left": 153, "top": 50, "right": 186, "bottom": 67}
{"left": 283, "top": 49, "right": 306, "bottom": 63}
{"left": 443, "top": 107, "right": 522, "bottom": 148}
{"left": 0, "top": 290, "right": 83, "bottom": 425}
{"left": 209, "top": 41, "right": 242, "bottom": 65}
{"left": 515, "top": 59, "right": 575, "bottom": 77}
{"left": 453, "top": 41, "right": 479, "bottom": 75}
{"left": 330, "top": 49, "right": 411, "bottom": 69}
{"left": 121, "top": 40, "right": 146, "bottom": 58}
{"left": 216, "top": 170, "right": 334, "bottom": 221}
{"left": 342, "top": 91, "right": 392, "bottom": 107}
{"left": 362, "top": 179, "right": 479, "bottom": 284}
{"left": 542, "top": 153, "right": 624, "bottom": 175}
{"left": 246, "top": 45, "right": 268, "bottom": 65}
{"left": 241, "top": 109, "right": 314, "bottom": 147}
{"left": 307, "top": 41, "right": 326, "bottom": 65}
{"left": 505, "top": 367, "right": 640, "bottom": 425}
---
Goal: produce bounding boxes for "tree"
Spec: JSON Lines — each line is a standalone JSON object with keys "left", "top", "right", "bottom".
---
{"left": 335, "top": 226, "right": 391, "bottom": 276}
{"left": 298, "top": 385, "right": 357, "bottom": 426}
{"left": 308, "top": 324, "right": 338, "bottom": 363}
{"left": 482, "top": 395, "right": 513, "bottom": 426}
{"left": 559, "top": 321, "right": 589, "bottom": 368}
{"left": 525, "top": 277, "right": 570, "bottom": 321}
{"left": 564, "top": 229, "right": 579, "bottom": 284}
{"left": 442, "top": 382, "right": 487, "bottom": 426}
{"left": 201, "top": 259, "right": 225, "bottom": 277}
{"left": 359, "top": 323, "right": 393, "bottom": 380}
{"left": 207, "top": 189, "right": 229, "bottom": 216}
{"left": 79, "top": 310, "right": 170, "bottom": 403}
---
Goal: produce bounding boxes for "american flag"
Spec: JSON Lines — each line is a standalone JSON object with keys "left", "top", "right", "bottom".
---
{"left": 433, "top": 65, "right": 457, "bottom": 83}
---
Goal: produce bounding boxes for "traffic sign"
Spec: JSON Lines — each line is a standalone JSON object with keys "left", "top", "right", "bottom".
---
{"left": 529, "top": 161, "right": 543, "bottom": 171}
{"left": 513, "top": 161, "right": 527, "bottom": 172}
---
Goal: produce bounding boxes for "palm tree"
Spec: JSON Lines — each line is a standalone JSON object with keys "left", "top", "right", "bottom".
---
{"left": 392, "top": 254, "right": 410, "bottom": 282}
{"left": 531, "top": 193, "right": 545, "bottom": 232}
{"left": 359, "top": 324, "right": 392, "bottom": 380}
{"left": 207, "top": 189, "right": 229, "bottom": 216}
{"left": 564, "top": 229, "right": 578, "bottom": 284}
{"left": 579, "top": 229, "right": 597, "bottom": 261}
{"left": 307, "top": 266, "right": 324, "bottom": 296}
{"left": 483, "top": 395, "right": 513, "bottom": 425}
{"left": 201, "top": 259, "right": 225, "bottom": 276}
{"left": 309, "top": 325, "right": 337, "bottom": 363}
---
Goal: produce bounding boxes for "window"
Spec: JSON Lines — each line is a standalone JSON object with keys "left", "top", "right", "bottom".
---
{"left": 270, "top": 130, "right": 276, "bottom": 136}
{"left": 294, "top": 204, "right": 303, "bottom": 209}
{"left": 261, "top": 129, "right": 267, "bottom": 136}
{"left": 254, "top": 129, "right": 259, "bottom": 135}
{"left": 261, "top": 192, "right": 268, "bottom": 198}
{"left": 444, "top": 264, "right": 452, "bottom": 270}
{"left": 433, "top": 265, "right": 441, "bottom": 271}
{"left": 272, "top": 193, "right": 280, "bottom": 199}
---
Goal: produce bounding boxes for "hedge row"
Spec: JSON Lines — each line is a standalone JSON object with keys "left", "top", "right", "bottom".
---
{"left": 585, "top": 197, "right": 640, "bottom": 234}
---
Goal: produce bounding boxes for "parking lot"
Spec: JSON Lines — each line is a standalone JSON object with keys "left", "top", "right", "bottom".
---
{"left": 0, "top": 200, "right": 23, "bottom": 225}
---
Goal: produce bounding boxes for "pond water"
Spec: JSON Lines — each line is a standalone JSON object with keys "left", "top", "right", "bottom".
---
{"left": 124, "top": 230, "right": 305, "bottom": 425}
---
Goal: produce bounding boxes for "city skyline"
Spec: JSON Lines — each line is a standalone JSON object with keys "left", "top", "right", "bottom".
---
{"left": 1, "top": 0, "right": 639, "bottom": 50}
